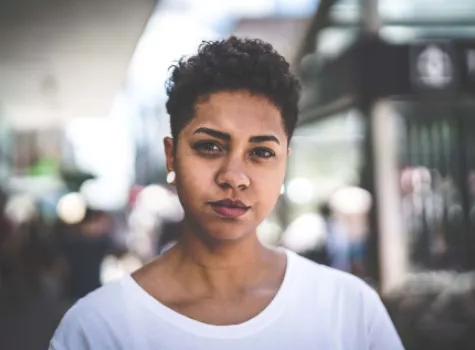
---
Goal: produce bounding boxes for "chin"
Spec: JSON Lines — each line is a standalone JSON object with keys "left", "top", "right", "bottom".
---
{"left": 182, "top": 207, "right": 260, "bottom": 244}
{"left": 201, "top": 222, "right": 256, "bottom": 243}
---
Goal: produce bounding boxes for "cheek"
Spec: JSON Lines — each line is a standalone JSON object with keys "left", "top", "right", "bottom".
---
{"left": 175, "top": 158, "right": 216, "bottom": 201}
{"left": 252, "top": 166, "right": 286, "bottom": 206}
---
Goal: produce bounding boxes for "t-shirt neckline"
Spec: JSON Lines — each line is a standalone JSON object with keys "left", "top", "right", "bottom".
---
{"left": 121, "top": 249, "right": 297, "bottom": 338}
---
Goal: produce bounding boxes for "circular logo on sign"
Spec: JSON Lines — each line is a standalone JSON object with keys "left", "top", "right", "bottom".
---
{"left": 416, "top": 45, "right": 453, "bottom": 88}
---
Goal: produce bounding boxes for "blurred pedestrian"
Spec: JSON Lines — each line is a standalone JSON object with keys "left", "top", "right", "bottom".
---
{"left": 60, "top": 209, "right": 112, "bottom": 299}
{"left": 384, "top": 271, "right": 475, "bottom": 350}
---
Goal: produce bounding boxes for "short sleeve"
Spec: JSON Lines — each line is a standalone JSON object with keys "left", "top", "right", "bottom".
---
{"left": 366, "top": 289, "right": 405, "bottom": 350}
{"left": 49, "top": 305, "right": 92, "bottom": 350}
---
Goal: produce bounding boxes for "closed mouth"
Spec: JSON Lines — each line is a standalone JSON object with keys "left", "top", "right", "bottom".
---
{"left": 207, "top": 199, "right": 251, "bottom": 218}
{"left": 208, "top": 199, "right": 250, "bottom": 209}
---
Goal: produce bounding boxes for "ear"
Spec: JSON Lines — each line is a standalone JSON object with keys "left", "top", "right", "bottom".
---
{"left": 163, "top": 137, "right": 175, "bottom": 172}
{"left": 287, "top": 147, "right": 292, "bottom": 156}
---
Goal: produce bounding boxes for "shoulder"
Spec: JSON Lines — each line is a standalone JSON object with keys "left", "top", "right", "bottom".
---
{"left": 289, "top": 252, "right": 403, "bottom": 348}
{"left": 290, "top": 250, "right": 373, "bottom": 288}
{"left": 49, "top": 277, "right": 131, "bottom": 349}
{"left": 288, "top": 250, "right": 381, "bottom": 309}
{"left": 71, "top": 276, "right": 129, "bottom": 316}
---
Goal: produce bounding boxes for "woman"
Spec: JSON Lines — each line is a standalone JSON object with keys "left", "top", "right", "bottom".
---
{"left": 50, "top": 37, "right": 404, "bottom": 350}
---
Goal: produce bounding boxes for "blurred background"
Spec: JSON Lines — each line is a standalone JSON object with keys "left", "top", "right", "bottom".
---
{"left": 1, "top": 0, "right": 475, "bottom": 349}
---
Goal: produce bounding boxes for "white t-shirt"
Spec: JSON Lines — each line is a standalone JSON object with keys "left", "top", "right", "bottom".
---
{"left": 49, "top": 250, "right": 404, "bottom": 350}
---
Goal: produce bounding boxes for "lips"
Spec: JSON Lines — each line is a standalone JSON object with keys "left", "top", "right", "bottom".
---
{"left": 208, "top": 199, "right": 250, "bottom": 218}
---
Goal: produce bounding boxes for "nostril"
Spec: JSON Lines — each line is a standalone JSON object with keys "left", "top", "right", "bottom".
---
{"left": 238, "top": 183, "right": 248, "bottom": 191}
{"left": 216, "top": 169, "right": 250, "bottom": 190}
{"left": 219, "top": 182, "right": 232, "bottom": 189}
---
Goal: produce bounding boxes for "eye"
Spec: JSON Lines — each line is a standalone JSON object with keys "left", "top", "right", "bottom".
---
{"left": 194, "top": 141, "right": 222, "bottom": 153}
{"left": 250, "top": 148, "right": 275, "bottom": 159}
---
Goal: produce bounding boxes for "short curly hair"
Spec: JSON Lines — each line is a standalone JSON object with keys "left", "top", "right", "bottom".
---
{"left": 165, "top": 36, "right": 301, "bottom": 143}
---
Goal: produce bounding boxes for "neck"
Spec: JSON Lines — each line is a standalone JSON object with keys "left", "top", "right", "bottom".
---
{"left": 167, "top": 221, "right": 274, "bottom": 297}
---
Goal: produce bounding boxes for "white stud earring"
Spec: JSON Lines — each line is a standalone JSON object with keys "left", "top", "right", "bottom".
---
{"left": 166, "top": 171, "right": 176, "bottom": 184}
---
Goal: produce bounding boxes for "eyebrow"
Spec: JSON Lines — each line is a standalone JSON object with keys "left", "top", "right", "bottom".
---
{"left": 249, "top": 135, "right": 280, "bottom": 145}
{"left": 193, "top": 127, "right": 230, "bottom": 141}
{"left": 193, "top": 127, "right": 280, "bottom": 145}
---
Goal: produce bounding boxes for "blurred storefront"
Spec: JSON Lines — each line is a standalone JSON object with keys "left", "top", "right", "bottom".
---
{"left": 292, "top": 0, "right": 475, "bottom": 292}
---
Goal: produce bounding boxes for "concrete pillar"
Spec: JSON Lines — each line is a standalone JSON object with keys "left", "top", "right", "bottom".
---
{"left": 370, "top": 100, "right": 409, "bottom": 295}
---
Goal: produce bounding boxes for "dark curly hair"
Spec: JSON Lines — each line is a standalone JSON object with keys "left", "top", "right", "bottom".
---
{"left": 165, "top": 36, "right": 301, "bottom": 143}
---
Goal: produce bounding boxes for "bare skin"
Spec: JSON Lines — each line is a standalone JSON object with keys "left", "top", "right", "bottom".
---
{"left": 133, "top": 240, "right": 286, "bottom": 325}
{"left": 133, "top": 91, "right": 289, "bottom": 325}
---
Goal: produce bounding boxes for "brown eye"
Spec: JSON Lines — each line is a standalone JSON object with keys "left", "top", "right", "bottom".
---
{"left": 194, "top": 141, "right": 222, "bottom": 153}
{"left": 250, "top": 148, "right": 275, "bottom": 159}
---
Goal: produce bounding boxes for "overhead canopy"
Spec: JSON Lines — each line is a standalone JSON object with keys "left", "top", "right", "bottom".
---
{"left": 0, "top": 0, "right": 156, "bottom": 130}
{"left": 296, "top": 0, "right": 475, "bottom": 124}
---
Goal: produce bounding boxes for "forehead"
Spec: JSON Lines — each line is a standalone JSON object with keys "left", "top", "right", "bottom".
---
{"left": 184, "top": 91, "right": 286, "bottom": 138}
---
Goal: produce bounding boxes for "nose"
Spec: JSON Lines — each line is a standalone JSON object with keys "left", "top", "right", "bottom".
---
{"left": 216, "top": 160, "right": 250, "bottom": 191}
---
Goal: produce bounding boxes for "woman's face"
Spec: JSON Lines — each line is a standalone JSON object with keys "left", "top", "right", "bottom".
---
{"left": 164, "top": 91, "right": 289, "bottom": 242}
